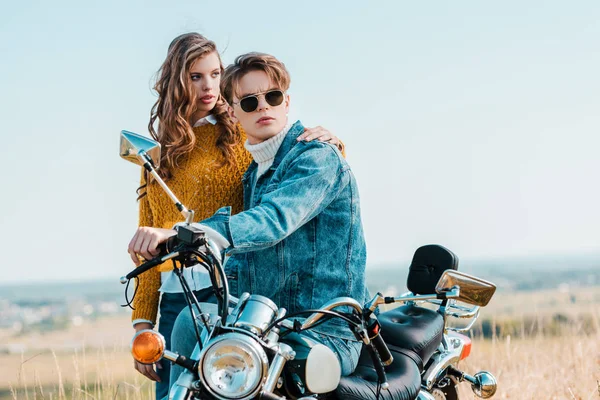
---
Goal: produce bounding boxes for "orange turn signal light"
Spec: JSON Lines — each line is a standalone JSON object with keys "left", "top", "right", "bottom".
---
{"left": 131, "top": 329, "right": 166, "bottom": 364}
{"left": 457, "top": 333, "right": 472, "bottom": 360}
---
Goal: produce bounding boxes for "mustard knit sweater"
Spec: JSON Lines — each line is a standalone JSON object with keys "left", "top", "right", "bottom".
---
{"left": 132, "top": 123, "right": 253, "bottom": 324}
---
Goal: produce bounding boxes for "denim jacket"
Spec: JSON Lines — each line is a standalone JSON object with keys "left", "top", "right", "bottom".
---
{"left": 200, "top": 121, "right": 367, "bottom": 340}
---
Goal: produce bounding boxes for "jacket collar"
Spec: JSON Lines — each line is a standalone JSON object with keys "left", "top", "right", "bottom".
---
{"left": 271, "top": 120, "right": 304, "bottom": 170}
{"left": 242, "top": 120, "right": 304, "bottom": 182}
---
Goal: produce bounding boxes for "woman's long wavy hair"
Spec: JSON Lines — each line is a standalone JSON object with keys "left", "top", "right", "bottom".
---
{"left": 138, "top": 33, "right": 239, "bottom": 198}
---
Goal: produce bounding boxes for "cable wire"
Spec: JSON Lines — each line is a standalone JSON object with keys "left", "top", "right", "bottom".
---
{"left": 120, "top": 276, "right": 139, "bottom": 310}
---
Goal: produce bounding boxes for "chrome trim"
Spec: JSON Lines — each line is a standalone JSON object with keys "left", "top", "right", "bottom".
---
{"left": 382, "top": 356, "right": 393, "bottom": 367}
{"left": 447, "top": 304, "right": 481, "bottom": 319}
{"left": 163, "top": 350, "right": 178, "bottom": 363}
{"left": 422, "top": 336, "right": 465, "bottom": 390}
{"left": 300, "top": 297, "right": 363, "bottom": 330}
{"left": 454, "top": 370, "right": 498, "bottom": 399}
{"left": 265, "top": 308, "right": 287, "bottom": 345}
{"left": 416, "top": 389, "right": 436, "bottom": 400}
{"left": 234, "top": 295, "right": 279, "bottom": 335}
{"left": 263, "top": 343, "right": 295, "bottom": 393}
{"left": 228, "top": 294, "right": 240, "bottom": 306}
{"left": 120, "top": 130, "right": 161, "bottom": 169}
{"left": 471, "top": 371, "right": 498, "bottom": 398}
{"left": 367, "top": 288, "right": 461, "bottom": 312}
{"left": 120, "top": 130, "right": 194, "bottom": 228}
{"left": 198, "top": 332, "right": 269, "bottom": 400}
{"left": 216, "top": 325, "right": 267, "bottom": 345}
{"left": 230, "top": 293, "right": 250, "bottom": 315}
{"left": 280, "top": 319, "right": 295, "bottom": 330}
{"left": 139, "top": 151, "right": 195, "bottom": 224}
{"left": 435, "top": 270, "right": 496, "bottom": 306}
{"left": 446, "top": 309, "right": 480, "bottom": 333}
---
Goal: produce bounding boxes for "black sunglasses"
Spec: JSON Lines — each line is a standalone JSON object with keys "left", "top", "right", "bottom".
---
{"left": 234, "top": 90, "right": 285, "bottom": 113}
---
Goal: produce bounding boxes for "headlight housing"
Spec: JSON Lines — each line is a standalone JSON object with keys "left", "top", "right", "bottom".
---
{"left": 199, "top": 332, "right": 268, "bottom": 399}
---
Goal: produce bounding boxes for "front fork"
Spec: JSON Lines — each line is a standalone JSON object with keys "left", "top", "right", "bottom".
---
{"left": 169, "top": 342, "right": 203, "bottom": 399}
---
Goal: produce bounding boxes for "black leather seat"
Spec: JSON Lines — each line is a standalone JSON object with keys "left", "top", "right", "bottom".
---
{"left": 333, "top": 305, "right": 443, "bottom": 400}
{"left": 335, "top": 347, "right": 420, "bottom": 400}
{"left": 334, "top": 245, "right": 455, "bottom": 399}
{"left": 378, "top": 304, "right": 444, "bottom": 368}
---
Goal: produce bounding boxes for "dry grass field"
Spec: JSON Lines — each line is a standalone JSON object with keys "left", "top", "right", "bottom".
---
{"left": 0, "top": 316, "right": 152, "bottom": 400}
{"left": 2, "top": 290, "right": 599, "bottom": 400}
{"left": 460, "top": 334, "right": 600, "bottom": 400}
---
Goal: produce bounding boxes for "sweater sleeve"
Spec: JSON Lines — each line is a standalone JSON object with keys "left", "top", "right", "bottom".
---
{"left": 131, "top": 171, "right": 162, "bottom": 325}
{"left": 338, "top": 140, "right": 346, "bottom": 158}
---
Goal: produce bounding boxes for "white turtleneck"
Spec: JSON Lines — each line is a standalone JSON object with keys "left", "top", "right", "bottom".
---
{"left": 244, "top": 123, "right": 292, "bottom": 177}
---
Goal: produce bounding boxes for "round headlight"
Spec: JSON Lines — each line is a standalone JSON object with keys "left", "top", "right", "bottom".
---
{"left": 200, "top": 333, "right": 268, "bottom": 399}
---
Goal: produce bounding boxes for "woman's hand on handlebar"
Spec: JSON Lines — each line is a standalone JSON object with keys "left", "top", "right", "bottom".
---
{"left": 128, "top": 227, "right": 177, "bottom": 266}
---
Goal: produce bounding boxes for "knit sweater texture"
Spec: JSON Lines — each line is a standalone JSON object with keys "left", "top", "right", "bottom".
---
{"left": 132, "top": 123, "right": 253, "bottom": 324}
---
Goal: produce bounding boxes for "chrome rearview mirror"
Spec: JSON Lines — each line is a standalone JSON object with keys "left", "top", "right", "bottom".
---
{"left": 435, "top": 270, "right": 496, "bottom": 307}
{"left": 120, "top": 130, "right": 161, "bottom": 169}
{"left": 119, "top": 130, "right": 195, "bottom": 224}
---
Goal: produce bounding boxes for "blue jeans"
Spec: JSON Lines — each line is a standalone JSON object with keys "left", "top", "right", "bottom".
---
{"left": 169, "top": 308, "right": 361, "bottom": 392}
{"left": 156, "top": 288, "right": 214, "bottom": 400}
{"left": 300, "top": 329, "right": 362, "bottom": 376}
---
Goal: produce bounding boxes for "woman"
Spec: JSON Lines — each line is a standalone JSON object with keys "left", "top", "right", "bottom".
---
{"left": 127, "top": 32, "right": 342, "bottom": 399}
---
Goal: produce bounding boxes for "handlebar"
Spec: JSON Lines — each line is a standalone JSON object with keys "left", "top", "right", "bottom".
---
{"left": 300, "top": 297, "right": 363, "bottom": 331}
{"left": 120, "top": 225, "right": 231, "bottom": 323}
{"left": 120, "top": 238, "right": 178, "bottom": 283}
{"left": 298, "top": 297, "right": 392, "bottom": 390}
{"left": 365, "top": 287, "right": 461, "bottom": 312}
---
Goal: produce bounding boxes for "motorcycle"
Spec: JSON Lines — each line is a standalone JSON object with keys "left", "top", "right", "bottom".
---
{"left": 119, "top": 130, "right": 498, "bottom": 400}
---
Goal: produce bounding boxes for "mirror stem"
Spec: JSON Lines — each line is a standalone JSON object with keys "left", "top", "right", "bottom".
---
{"left": 137, "top": 151, "right": 195, "bottom": 225}
{"left": 366, "top": 288, "right": 461, "bottom": 312}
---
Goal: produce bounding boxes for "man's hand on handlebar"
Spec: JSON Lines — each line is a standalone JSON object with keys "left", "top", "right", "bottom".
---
{"left": 128, "top": 227, "right": 177, "bottom": 266}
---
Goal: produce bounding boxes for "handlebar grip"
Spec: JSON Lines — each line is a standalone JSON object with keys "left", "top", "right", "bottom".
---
{"left": 371, "top": 332, "right": 394, "bottom": 366}
{"left": 125, "top": 241, "right": 172, "bottom": 280}
{"left": 366, "top": 343, "right": 389, "bottom": 390}
{"left": 125, "top": 256, "right": 164, "bottom": 280}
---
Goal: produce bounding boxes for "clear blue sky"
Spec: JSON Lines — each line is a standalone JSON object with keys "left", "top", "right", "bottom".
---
{"left": 1, "top": 1, "right": 598, "bottom": 283}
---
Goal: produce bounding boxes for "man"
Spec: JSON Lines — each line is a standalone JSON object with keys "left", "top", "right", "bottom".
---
{"left": 138, "top": 52, "right": 367, "bottom": 378}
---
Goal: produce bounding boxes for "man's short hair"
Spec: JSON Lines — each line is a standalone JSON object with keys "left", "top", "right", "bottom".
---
{"left": 221, "top": 52, "right": 291, "bottom": 105}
